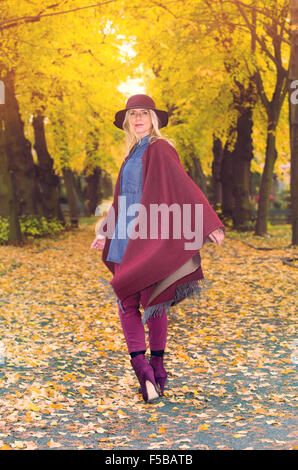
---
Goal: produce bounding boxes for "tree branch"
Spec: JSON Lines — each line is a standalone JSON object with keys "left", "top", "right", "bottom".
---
{"left": 254, "top": 66, "right": 270, "bottom": 113}
{"left": 0, "top": 0, "right": 118, "bottom": 31}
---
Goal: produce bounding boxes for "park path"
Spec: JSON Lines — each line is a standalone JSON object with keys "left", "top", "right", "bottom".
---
{"left": 0, "top": 222, "right": 297, "bottom": 450}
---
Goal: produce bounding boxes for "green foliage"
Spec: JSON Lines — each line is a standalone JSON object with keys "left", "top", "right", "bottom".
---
{"left": 213, "top": 203, "right": 233, "bottom": 229}
{"left": 19, "top": 215, "right": 65, "bottom": 239}
{"left": 214, "top": 203, "right": 257, "bottom": 232}
{"left": 0, "top": 217, "right": 9, "bottom": 244}
{"left": 273, "top": 188, "right": 290, "bottom": 211}
{"left": 0, "top": 216, "right": 65, "bottom": 244}
{"left": 236, "top": 220, "right": 256, "bottom": 232}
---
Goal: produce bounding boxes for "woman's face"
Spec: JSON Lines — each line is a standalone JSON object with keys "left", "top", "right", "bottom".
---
{"left": 128, "top": 108, "right": 152, "bottom": 138}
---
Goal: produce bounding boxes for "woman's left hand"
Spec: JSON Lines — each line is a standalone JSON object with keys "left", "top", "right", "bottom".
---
{"left": 90, "top": 236, "right": 106, "bottom": 250}
{"left": 208, "top": 228, "right": 225, "bottom": 246}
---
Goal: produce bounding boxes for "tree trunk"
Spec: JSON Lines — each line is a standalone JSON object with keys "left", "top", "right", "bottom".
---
{"left": 62, "top": 167, "right": 79, "bottom": 227}
{"left": 232, "top": 106, "right": 254, "bottom": 230}
{"left": 192, "top": 155, "right": 207, "bottom": 196}
{"left": 255, "top": 121, "right": 278, "bottom": 235}
{"left": 72, "top": 172, "right": 88, "bottom": 216}
{"left": 85, "top": 167, "right": 102, "bottom": 216}
{"left": 32, "top": 109, "right": 65, "bottom": 224}
{"left": 220, "top": 128, "right": 236, "bottom": 221}
{"left": 185, "top": 157, "right": 207, "bottom": 195}
{"left": 0, "top": 102, "right": 22, "bottom": 243}
{"left": 212, "top": 136, "right": 223, "bottom": 206}
{"left": 3, "top": 69, "right": 42, "bottom": 217}
{"left": 289, "top": 0, "right": 298, "bottom": 245}
{"left": 180, "top": 142, "right": 207, "bottom": 195}
{"left": 102, "top": 171, "right": 113, "bottom": 199}
{"left": 253, "top": 69, "right": 288, "bottom": 235}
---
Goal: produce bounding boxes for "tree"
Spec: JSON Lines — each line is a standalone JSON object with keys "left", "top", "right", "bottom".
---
{"left": 32, "top": 106, "right": 65, "bottom": 223}
{"left": 289, "top": 0, "right": 298, "bottom": 245}
{"left": 0, "top": 99, "right": 22, "bottom": 243}
{"left": 1, "top": 68, "right": 43, "bottom": 218}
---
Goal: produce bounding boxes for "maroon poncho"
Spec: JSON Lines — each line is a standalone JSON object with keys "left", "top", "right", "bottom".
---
{"left": 98, "top": 138, "right": 225, "bottom": 323}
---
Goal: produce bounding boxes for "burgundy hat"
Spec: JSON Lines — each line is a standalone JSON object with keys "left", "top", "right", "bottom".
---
{"left": 113, "top": 94, "right": 169, "bottom": 130}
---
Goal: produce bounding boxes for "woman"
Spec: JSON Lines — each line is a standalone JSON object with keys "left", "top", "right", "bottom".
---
{"left": 91, "top": 94, "right": 225, "bottom": 403}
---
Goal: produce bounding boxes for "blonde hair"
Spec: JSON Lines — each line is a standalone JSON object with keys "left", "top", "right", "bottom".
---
{"left": 122, "top": 108, "right": 176, "bottom": 159}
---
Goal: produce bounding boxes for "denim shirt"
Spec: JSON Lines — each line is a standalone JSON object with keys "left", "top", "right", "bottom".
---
{"left": 107, "top": 133, "right": 151, "bottom": 263}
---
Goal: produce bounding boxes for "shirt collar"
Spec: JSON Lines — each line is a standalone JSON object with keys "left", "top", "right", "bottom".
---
{"left": 136, "top": 134, "right": 151, "bottom": 147}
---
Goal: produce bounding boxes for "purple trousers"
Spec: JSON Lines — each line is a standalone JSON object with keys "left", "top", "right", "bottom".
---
{"left": 114, "top": 263, "right": 167, "bottom": 354}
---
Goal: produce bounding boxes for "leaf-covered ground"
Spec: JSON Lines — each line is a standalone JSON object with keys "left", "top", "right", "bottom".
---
{"left": 0, "top": 221, "right": 297, "bottom": 450}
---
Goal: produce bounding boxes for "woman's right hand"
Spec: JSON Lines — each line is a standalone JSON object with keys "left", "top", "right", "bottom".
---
{"left": 90, "top": 236, "right": 106, "bottom": 250}
{"left": 208, "top": 228, "right": 225, "bottom": 246}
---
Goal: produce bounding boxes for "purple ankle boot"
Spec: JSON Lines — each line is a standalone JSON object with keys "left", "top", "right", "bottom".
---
{"left": 130, "top": 354, "right": 159, "bottom": 403}
{"left": 149, "top": 355, "right": 168, "bottom": 396}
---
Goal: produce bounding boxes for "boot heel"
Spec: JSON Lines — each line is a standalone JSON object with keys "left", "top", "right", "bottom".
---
{"left": 156, "top": 376, "right": 167, "bottom": 396}
{"left": 149, "top": 355, "right": 168, "bottom": 396}
{"left": 130, "top": 354, "right": 159, "bottom": 403}
{"left": 146, "top": 380, "right": 159, "bottom": 402}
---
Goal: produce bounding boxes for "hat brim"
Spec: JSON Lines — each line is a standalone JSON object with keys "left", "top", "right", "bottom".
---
{"left": 113, "top": 108, "right": 168, "bottom": 130}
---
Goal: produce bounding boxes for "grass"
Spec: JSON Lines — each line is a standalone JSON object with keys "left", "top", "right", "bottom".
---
{"left": 226, "top": 224, "right": 294, "bottom": 250}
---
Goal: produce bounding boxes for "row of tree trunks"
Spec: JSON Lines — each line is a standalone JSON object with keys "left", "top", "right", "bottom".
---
{"left": 0, "top": 68, "right": 111, "bottom": 242}
{"left": 0, "top": 61, "right": 293, "bottom": 243}
{"left": 211, "top": 65, "right": 290, "bottom": 235}
{"left": 217, "top": 76, "right": 256, "bottom": 230}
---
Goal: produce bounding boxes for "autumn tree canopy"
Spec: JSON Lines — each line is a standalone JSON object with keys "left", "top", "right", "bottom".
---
{"left": 0, "top": 0, "right": 295, "bottom": 242}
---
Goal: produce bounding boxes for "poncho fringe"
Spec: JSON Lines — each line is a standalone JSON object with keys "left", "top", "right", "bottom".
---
{"left": 115, "top": 278, "right": 210, "bottom": 323}
{"left": 141, "top": 278, "right": 208, "bottom": 324}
